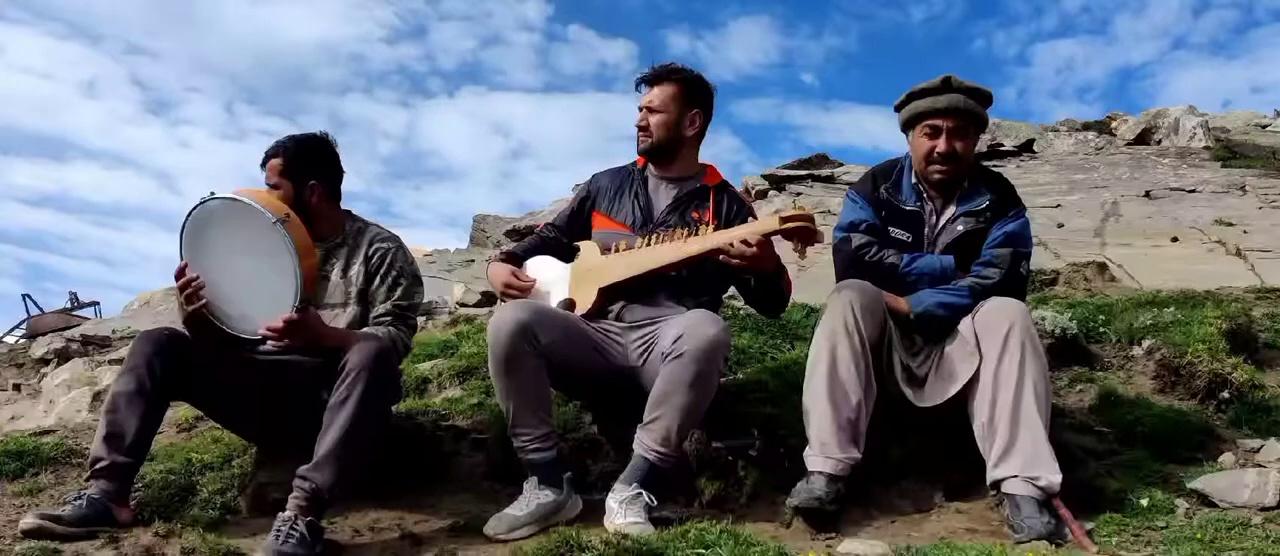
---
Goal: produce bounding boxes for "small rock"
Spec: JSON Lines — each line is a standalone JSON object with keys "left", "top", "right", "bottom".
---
{"left": 1174, "top": 497, "right": 1192, "bottom": 519}
{"left": 1170, "top": 235, "right": 1180, "bottom": 243}
{"left": 1187, "top": 468, "right": 1280, "bottom": 509}
{"left": 28, "top": 335, "right": 85, "bottom": 363}
{"left": 835, "top": 538, "right": 891, "bottom": 556}
{"left": 1253, "top": 515, "right": 1265, "bottom": 525}
{"left": 1256, "top": 439, "right": 1280, "bottom": 467}
{"left": 1238, "top": 438, "right": 1267, "bottom": 452}
{"left": 1056, "top": 222, "right": 1065, "bottom": 228}
{"left": 452, "top": 283, "right": 497, "bottom": 308}
{"left": 1219, "top": 452, "right": 1239, "bottom": 469}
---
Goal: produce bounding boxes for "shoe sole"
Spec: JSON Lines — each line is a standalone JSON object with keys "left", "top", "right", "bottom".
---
{"left": 484, "top": 494, "right": 583, "bottom": 542}
{"left": 18, "top": 517, "right": 118, "bottom": 540}
{"left": 784, "top": 498, "right": 840, "bottom": 513}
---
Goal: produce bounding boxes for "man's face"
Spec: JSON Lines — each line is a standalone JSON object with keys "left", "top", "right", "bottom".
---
{"left": 636, "top": 82, "right": 694, "bottom": 163}
{"left": 908, "top": 115, "right": 980, "bottom": 189}
{"left": 264, "top": 157, "right": 313, "bottom": 225}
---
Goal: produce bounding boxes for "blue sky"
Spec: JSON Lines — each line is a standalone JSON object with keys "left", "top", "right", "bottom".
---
{"left": 2, "top": 0, "right": 1278, "bottom": 330}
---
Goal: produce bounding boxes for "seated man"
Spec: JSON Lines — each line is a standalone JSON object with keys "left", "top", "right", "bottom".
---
{"left": 481, "top": 62, "right": 792, "bottom": 541}
{"left": 784, "top": 75, "right": 1067, "bottom": 544}
{"left": 19, "top": 132, "right": 425, "bottom": 556}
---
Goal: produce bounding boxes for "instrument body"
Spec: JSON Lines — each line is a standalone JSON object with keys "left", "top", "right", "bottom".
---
{"left": 523, "top": 209, "right": 822, "bottom": 315}
{"left": 179, "top": 189, "right": 318, "bottom": 338}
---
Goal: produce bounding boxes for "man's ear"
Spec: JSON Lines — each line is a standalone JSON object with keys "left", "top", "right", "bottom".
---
{"left": 306, "top": 180, "right": 323, "bottom": 203}
{"left": 684, "top": 109, "right": 704, "bottom": 138}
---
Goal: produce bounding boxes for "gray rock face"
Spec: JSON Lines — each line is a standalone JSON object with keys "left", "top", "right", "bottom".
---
{"left": 0, "top": 356, "right": 121, "bottom": 433}
{"left": 1256, "top": 439, "right": 1280, "bottom": 467}
{"left": 978, "top": 118, "right": 1045, "bottom": 152}
{"left": 1238, "top": 438, "right": 1267, "bottom": 452}
{"left": 1218, "top": 451, "right": 1238, "bottom": 469}
{"left": 778, "top": 152, "right": 845, "bottom": 171}
{"left": 1188, "top": 468, "right": 1280, "bottom": 509}
{"left": 1114, "top": 106, "right": 1214, "bottom": 148}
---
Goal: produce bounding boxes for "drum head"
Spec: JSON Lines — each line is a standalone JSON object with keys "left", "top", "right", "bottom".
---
{"left": 180, "top": 195, "right": 302, "bottom": 338}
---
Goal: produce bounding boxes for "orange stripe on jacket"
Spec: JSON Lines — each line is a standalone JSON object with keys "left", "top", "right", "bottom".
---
{"left": 591, "top": 211, "right": 632, "bottom": 233}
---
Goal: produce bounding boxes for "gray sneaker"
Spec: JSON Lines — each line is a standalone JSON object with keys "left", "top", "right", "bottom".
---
{"left": 483, "top": 473, "right": 582, "bottom": 541}
{"left": 785, "top": 471, "right": 845, "bottom": 512}
{"left": 603, "top": 483, "right": 657, "bottom": 536}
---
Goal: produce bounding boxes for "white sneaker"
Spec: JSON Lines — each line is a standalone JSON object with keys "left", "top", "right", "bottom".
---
{"left": 483, "top": 473, "right": 582, "bottom": 542}
{"left": 603, "top": 483, "right": 657, "bottom": 536}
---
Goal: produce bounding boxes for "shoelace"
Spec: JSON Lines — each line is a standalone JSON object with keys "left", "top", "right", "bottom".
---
{"left": 59, "top": 491, "right": 92, "bottom": 512}
{"left": 268, "top": 512, "right": 310, "bottom": 545}
{"left": 507, "top": 477, "right": 556, "bottom": 514}
{"left": 614, "top": 487, "right": 657, "bottom": 524}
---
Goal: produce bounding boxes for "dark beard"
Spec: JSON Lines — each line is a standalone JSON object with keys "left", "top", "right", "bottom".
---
{"left": 638, "top": 135, "right": 682, "bottom": 165}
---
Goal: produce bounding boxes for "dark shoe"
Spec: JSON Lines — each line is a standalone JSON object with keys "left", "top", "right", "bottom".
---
{"left": 999, "top": 493, "right": 1070, "bottom": 544}
{"left": 261, "top": 510, "right": 325, "bottom": 555}
{"left": 784, "top": 471, "right": 845, "bottom": 512}
{"left": 18, "top": 491, "right": 131, "bottom": 540}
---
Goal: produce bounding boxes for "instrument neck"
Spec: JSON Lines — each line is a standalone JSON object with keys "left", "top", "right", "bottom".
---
{"left": 599, "top": 218, "right": 777, "bottom": 283}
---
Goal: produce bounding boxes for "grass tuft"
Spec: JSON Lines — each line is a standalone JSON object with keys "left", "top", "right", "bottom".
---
{"left": 133, "top": 428, "right": 254, "bottom": 528}
{"left": 0, "top": 433, "right": 80, "bottom": 481}
{"left": 516, "top": 520, "right": 791, "bottom": 556}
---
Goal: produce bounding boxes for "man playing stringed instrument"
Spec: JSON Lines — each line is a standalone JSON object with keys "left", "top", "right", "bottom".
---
{"left": 481, "top": 62, "right": 793, "bottom": 540}
{"left": 784, "top": 75, "right": 1069, "bottom": 545}
{"left": 19, "top": 132, "right": 424, "bottom": 556}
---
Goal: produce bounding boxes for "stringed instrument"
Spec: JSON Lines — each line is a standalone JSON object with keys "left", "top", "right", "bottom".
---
{"left": 521, "top": 209, "right": 823, "bottom": 315}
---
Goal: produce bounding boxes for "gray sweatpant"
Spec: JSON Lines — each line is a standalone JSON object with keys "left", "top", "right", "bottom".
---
{"left": 801, "top": 280, "right": 1062, "bottom": 498}
{"left": 487, "top": 299, "right": 729, "bottom": 468}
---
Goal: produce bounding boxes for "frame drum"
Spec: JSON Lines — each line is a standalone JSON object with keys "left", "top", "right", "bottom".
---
{"left": 179, "top": 189, "right": 318, "bottom": 338}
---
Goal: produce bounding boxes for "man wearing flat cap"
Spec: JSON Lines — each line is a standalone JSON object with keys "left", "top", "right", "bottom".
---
{"left": 785, "top": 75, "right": 1067, "bottom": 544}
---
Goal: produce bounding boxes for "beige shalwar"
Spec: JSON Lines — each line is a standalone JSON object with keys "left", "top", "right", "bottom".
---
{"left": 800, "top": 279, "right": 1062, "bottom": 498}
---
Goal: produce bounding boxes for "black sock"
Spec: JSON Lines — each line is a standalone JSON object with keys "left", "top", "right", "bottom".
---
{"left": 615, "top": 454, "right": 656, "bottom": 489}
{"left": 525, "top": 456, "right": 567, "bottom": 491}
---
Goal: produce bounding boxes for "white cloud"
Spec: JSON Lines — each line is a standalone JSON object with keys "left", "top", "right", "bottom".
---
{"left": 799, "top": 73, "right": 820, "bottom": 87}
{"left": 731, "top": 98, "right": 903, "bottom": 154}
{"left": 0, "top": 0, "right": 660, "bottom": 328}
{"left": 979, "top": 0, "right": 1280, "bottom": 120}
{"left": 663, "top": 14, "right": 842, "bottom": 82}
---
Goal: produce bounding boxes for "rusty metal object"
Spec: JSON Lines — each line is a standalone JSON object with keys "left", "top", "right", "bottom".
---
{"left": 22, "top": 312, "right": 90, "bottom": 339}
{"left": 2, "top": 291, "right": 102, "bottom": 342}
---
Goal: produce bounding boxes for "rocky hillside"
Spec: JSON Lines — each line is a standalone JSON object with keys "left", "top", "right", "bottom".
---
{"left": 0, "top": 105, "right": 1279, "bottom": 555}
{"left": 418, "top": 105, "right": 1279, "bottom": 316}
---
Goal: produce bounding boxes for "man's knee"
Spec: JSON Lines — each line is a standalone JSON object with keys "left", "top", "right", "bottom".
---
{"left": 675, "top": 309, "right": 730, "bottom": 358}
{"left": 486, "top": 299, "right": 550, "bottom": 346}
{"left": 973, "top": 297, "right": 1034, "bottom": 331}
{"left": 120, "top": 327, "right": 189, "bottom": 375}
{"left": 828, "top": 279, "right": 884, "bottom": 313}
{"left": 341, "top": 335, "right": 402, "bottom": 395}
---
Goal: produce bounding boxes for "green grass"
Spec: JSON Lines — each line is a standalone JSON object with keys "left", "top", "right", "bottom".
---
{"left": 1091, "top": 488, "right": 1280, "bottom": 554}
{"left": 12, "top": 541, "right": 64, "bottom": 556}
{"left": 178, "top": 530, "right": 246, "bottom": 556}
{"left": 1211, "top": 144, "right": 1280, "bottom": 171}
{"left": 9, "top": 474, "right": 54, "bottom": 497}
{"left": 516, "top": 521, "right": 791, "bottom": 556}
{"left": 397, "top": 315, "right": 497, "bottom": 425}
{"left": 172, "top": 405, "right": 208, "bottom": 433}
{"left": 0, "top": 433, "right": 80, "bottom": 481}
{"left": 893, "top": 542, "right": 1027, "bottom": 555}
{"left": 1029, "top": 290, "right": 1265, "bottom": 403}
{"left": 133, "top": 428, "right": 254, "bottom": 528}
{"left": 1088, "top": 386, "right": 1217, "bottom": 462}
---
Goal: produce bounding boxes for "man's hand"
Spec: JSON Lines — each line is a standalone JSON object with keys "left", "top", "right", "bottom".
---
{"left": 487, "top": 261, "right": 536, "bottom": 300}
{"left": 259, "top": 307, "right": 355, "bottom": 350}
{"left": 174, "top": 261, "right": 208, "bottom": 314}
{"left": 883, "top": 292, "right": 911, "bottom": 316}
{"left": 718, "top": 235, "right": 783, "bottom": 273}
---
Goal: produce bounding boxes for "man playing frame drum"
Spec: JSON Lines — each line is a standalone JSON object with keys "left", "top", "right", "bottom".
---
{"left": 19, "top": 132, "right": 424, "bottom": 556}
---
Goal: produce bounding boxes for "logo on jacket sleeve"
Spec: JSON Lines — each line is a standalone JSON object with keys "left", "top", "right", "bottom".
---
{"left": 887, "top": 227, "right": 913, "bottom": 243}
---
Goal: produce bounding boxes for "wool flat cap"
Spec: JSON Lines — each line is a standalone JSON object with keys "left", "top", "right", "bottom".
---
{"left": 894, "top": 74, "right": 994, "bottom": 133}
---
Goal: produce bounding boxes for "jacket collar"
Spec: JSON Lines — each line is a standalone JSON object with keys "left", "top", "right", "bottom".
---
{"left": 894, "top": 153, "right": 992, "bottom": 213}
{"left": 635, "top": 156, "right": 725, "bottom": 187}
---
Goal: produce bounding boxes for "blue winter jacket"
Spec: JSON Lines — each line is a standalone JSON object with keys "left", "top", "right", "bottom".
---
{"left": 833, "top": 154, "right": 1032, "bottom": 338}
